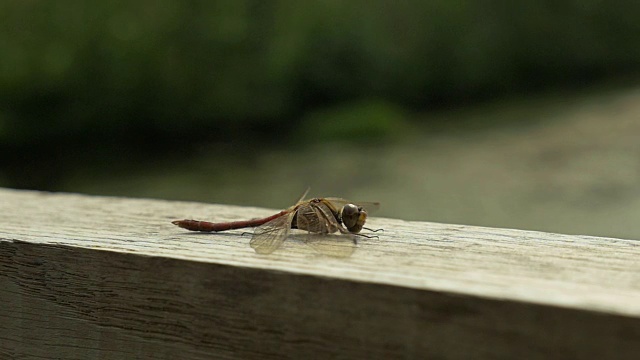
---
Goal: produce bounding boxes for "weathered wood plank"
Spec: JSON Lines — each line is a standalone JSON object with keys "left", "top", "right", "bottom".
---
{"left": 1, "top": 187, "right": 639, "bottom": 359}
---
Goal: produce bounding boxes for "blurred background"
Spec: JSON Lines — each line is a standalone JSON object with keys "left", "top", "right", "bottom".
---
{"left": 2, "top": 1, "right": 640, "bottom": 239}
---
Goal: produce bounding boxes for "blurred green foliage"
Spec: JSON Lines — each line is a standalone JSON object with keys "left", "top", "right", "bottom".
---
{"left": 1, "top": 0, "right": 640, "bottom": 148}
{"left": 297, "top": 100, "right": 408, "bottom": 143}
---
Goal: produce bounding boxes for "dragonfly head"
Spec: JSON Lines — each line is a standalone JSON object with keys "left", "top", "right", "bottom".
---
{"left": 340, "top": 203, "right": 367, "bottom": 233}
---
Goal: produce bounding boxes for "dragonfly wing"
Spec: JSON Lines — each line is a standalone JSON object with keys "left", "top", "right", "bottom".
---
{"left": 295, "top": 187, "right": 311, "bottom": 204}
{"left": 324, "top": 197, "right": 380, "bottom": 213}
{"left": 296, "top": 202, "right": 344, "bottom": 234}
{"left": 298, "top": 202, "right": 357, "bottom": 256}
{"left": 250, "top": 212, "right": 294, "bottom": 254}
{"left": 305, "top": 233, "right": 357, "bottom": 258}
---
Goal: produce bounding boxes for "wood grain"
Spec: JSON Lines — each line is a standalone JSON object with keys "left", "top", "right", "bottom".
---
{"left": 1, "top": 188, "right": 639, "bottom": 359}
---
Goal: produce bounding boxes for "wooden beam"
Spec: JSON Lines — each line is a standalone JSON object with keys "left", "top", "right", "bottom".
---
{"left": 1, "top": 188, "right": 639, "bottom": 359}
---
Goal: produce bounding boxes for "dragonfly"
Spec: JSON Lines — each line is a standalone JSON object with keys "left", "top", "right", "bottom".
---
{"left": 172, "top": 189, "right": 380, "bottom": 254}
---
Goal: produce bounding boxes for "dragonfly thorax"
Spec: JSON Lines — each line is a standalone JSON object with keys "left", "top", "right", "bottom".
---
{"left": 340, "top": 203, "right": 367, "bottom": 233}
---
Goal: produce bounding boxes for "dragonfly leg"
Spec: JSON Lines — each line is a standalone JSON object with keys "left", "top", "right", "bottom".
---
{"left": 356, "top": 233, "right": 379, "bottom": 240}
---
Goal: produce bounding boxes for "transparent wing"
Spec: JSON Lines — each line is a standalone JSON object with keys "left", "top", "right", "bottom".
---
{"left": 297, "top": 202, "right": 356, "bottom": 257}
{"left": 250, "top": 212, "right": 295, "bottom": 254}
{"left": 324, "top": 197, "right": 380, "bottom": 213}
{"left": 296, "top": 202, "right": 344, "bottom": 234}
{"left": 295, "top": 187, "right": 311, "bottom": 204}
{"left": 304, "top": 233, "right": 357, "bottom": 258}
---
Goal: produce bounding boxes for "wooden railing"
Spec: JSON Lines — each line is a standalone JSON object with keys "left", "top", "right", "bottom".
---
{"left": 1, "top": 188, "right": 639, "bottom": 359}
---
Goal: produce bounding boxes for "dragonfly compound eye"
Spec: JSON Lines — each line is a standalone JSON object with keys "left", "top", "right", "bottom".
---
{"left": 342, "top": 204, "right": 366, "bottom": 233}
